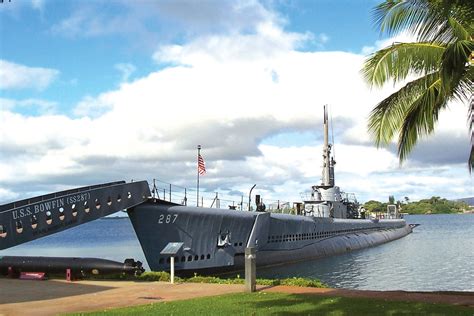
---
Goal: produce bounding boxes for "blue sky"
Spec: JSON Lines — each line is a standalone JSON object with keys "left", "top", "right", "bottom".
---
{"left": 1, "top": 0, "right": 380, "bottom": 111}
{"left": 0, "top": 0, "right": 472, "bottom": 205}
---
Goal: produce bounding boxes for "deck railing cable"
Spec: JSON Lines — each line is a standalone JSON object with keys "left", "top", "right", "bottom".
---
{"left": 147, "top": 179, "right": 294, "bottom": 213}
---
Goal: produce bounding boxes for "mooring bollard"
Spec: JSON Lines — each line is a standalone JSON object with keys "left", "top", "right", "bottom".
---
{"left": 245, "top": 247, "right": 256, "bottom": 292}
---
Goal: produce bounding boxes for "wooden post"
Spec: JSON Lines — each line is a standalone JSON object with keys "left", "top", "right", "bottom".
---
{"left": 245, "top": 247, "right": 256, "bottom": 292}
{"left": 170, "top": 256, "right": 175, "bottom": 284}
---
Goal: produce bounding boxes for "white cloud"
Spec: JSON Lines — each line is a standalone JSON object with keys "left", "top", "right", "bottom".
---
{"left": 0, "top": 98, "right": 57, "bottom": 114}
{"left": 361, "top": 32, "right": 416, "bottom": 55}
{"left": 31, "top": 0, "right": 44, "bottom": 10}
{"left": 1, "top": 24, "right": 472, "bottom": 205}
{"left": 50, "top": 0, "right": 282, "bottom": 46}
{"left": 0, "top": 60, "right": 59, "bottom": 90}
{"left": 115, "top": 63, "right": 136, "bottom": 82}
{"left": 73, "top": 95, "right": 113, "bottom": 117}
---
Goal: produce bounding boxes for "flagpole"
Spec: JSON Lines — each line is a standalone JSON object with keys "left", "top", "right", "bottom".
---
{"left": 197, "top": 144, "right": 201, "bottom": 207}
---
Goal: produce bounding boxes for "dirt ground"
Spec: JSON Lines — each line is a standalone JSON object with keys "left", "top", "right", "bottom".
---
{"left": 0, "top": 278, "right": 472, "bottom": 315}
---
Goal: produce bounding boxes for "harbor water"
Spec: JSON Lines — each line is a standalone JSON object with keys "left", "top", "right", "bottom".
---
{"left": 1, "top": 214, "right": 472, "bottom": 291}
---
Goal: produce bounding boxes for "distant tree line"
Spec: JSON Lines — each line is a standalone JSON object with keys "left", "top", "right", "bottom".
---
{"left": 362, "top": 196, "right": 469, "bottom": 215}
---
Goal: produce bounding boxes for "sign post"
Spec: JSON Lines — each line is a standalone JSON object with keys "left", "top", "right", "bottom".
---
{"left": 160, "top": 242, "right": 184, "bottom": 284}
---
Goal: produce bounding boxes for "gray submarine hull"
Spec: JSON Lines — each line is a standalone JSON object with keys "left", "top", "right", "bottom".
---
{"left": 128, "top": 200, "right": 412, "bottom": 275}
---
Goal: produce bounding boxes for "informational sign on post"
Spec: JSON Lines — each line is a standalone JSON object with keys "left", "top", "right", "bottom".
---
{"left": 160, "top": 242, "right": 184, "bottom": 284}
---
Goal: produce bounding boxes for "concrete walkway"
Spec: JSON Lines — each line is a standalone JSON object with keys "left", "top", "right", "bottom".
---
{"left": 0, "top": 279, "right": 246, "bottom": 315}
{"left": 0, "top": 278, "right": 473, "bottom": 315}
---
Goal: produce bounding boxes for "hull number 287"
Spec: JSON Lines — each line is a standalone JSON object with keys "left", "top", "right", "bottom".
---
{"left": 158, "top": 214, "right": 178, "bottom": 224}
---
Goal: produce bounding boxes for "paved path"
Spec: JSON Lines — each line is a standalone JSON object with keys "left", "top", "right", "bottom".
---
{"left": 0, "top": 279, "right": 246, "bottom": 315}
{"left": 0, "top": 278, "right": 473, "bottom": 315}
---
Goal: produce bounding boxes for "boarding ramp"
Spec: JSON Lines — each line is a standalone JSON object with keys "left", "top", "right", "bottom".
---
{"left": 0, "top": 181, "right": 150, "bottom": 250}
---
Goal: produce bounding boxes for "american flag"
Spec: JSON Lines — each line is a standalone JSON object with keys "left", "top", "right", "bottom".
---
{"left": 198, "top": 153, "right": 206, "bottom": 175}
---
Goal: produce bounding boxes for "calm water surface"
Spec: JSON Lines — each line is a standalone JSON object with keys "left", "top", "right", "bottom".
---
{"left": 1, "top": 214, "right": 472, "bottom": 291}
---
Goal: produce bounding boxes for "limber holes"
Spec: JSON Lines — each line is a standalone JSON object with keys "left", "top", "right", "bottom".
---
{"left": 59, "top": 207, "right": 65, "bottom": 221}
{"left": 5, "top": 192, "right": 124, "bottom": 236}
{"left": 16, "top": 220, "right": 23, "bottom": 233}
{"left": 31, "top": 215, "right": 38, "bottom": 229}
{"left": 0, "top": 224, "right": 6, "bottom": 238}
{"left": 46, "top": 211, "right": 52, "bottom": 225}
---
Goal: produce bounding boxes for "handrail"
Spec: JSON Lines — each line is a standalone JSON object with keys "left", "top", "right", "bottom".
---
{"left": 0, "top": 181, "right": 150, "bottom": 250}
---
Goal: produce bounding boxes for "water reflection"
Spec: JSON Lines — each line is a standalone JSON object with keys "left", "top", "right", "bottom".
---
{"left": 0, "top": 214, "right": 472, "bottom": 291}
{"left": 0, "top": 218, "right": 149, "bottom": 269}
{"left": 258, "top": 214, "right": 474, "bottom": 291}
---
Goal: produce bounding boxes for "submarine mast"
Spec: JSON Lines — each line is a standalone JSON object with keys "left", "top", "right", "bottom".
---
{"left": 321, "top": 105, "right": 335, "bottom": 188}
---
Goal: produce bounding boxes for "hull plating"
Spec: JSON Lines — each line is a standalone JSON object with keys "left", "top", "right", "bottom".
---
{"left": 128, "top": 200, "right": 412, "bottom": 274}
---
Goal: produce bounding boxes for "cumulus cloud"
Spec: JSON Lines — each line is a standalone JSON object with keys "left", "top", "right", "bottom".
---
{"left": 1, "top": 21, "right": 472, "bottom": 205}
{"left": 50, "top": 0, "right": 282, "bottom": 48}
{"left": 31, "top": 0, "right": 45, "bottom": 10}
{"left": 0, "top": 60, "right": 59, "bottom": 90}
{"left": 0, "top": 98, "right": 57, "bottom": 114}
{"left": 360, "top": 32, "right": 415, "bottom": 55}
{"left": 115, "top": 63, "right": 136, "bottom": 82}
{"left": 153, "top": 22, "right": 310, "bottom": 65}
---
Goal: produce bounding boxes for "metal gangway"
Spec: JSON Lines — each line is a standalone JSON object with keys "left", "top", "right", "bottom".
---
{"left": 0, "top": 181, "right": 150, "bottom": 250}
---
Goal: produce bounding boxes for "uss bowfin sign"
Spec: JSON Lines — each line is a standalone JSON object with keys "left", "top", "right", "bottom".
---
{"left": 0, "top": 181, "right": 150, "bottom": 250}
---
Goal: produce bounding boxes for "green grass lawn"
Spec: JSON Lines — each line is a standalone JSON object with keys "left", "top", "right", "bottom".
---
{"left": 72, "top": 291, "right": 473, "bottom": 315}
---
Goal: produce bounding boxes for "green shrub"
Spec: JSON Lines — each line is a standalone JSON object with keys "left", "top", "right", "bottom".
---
{"left": 185, "top": 275, "right": 326, "bottom": 288}
{"left": 80, "top": 270, "right": 327, "bottom": 288}
{"left": 137, "top": 271, "right": 182, "bottom": 282}
{"left": 280, "top": 277, "right": 327, "bottom": 288}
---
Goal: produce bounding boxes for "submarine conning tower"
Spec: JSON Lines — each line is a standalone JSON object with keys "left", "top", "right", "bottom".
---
{"left": 302, "top": 105, "right": 352, "bottom": 218}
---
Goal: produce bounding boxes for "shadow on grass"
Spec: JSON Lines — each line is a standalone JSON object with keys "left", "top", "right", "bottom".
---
{"left": 243, "top": 293, "right": 474, "bottom": 315}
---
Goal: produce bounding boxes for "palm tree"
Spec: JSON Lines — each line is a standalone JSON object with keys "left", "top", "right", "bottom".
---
{"left": 362, "top": 0, "right": 473, "bottom": 170}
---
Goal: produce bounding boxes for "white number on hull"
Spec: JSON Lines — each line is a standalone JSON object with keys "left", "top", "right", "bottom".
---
{"left": 158, "top": 214, "right": 178, "bottom": 224}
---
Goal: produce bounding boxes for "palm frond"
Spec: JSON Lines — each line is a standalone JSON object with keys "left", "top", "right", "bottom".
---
{"left": 469, "top": 95, "right": 474, "bottom": 172}
{"left": 439, "top": 40, "right": 474, "bottom": 94}
{"left": 368, "top": 73, "right": 440, "bottom": 147}
{"left": 363, "top": 42, "right": 445, "bottom": 87}
{"left": 373, "top": 0, "right": 473, "bottom": 43}
{"left": 469, "top": 143, "right": 474, "bottom": 172}
{"left": 397, "top": 78, "right": 446, "bottom": 161}
{"left": 450, "top": 72, "right": 474, "bottom": 103}
{"left": 366, "top": 0, "right": 474, "bottom": 168}
{"left": 447, "top": 16, "right": 471, "bottom": 41}
{"left": 373, "top": 0, "right": 430, "bottom": 37}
